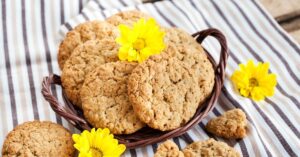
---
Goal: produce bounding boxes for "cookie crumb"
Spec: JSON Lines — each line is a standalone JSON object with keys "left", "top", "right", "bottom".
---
{"left": 154, "top": 140, "right": 184, "bottom": 157}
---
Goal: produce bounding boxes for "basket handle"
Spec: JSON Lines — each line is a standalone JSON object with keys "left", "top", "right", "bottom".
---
{"left": 192, "top": 28, "right": 228, "bottom": 85}
{"left": 41, "top": 74, "right": 91, "bottom": 130}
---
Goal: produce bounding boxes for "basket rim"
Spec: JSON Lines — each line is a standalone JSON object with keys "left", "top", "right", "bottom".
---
{"left": 41, "top": 28, "right": 228, "bottom": 149}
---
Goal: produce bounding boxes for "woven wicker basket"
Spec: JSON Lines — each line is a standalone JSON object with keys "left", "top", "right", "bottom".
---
{"left": 42, "top": 28, "right": 228, "bottom": 149}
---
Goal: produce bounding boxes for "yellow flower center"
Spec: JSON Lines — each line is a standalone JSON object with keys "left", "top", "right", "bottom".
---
{"left": 249, "top": 78, "right": 259, "bottom": 88}
{"left": 133, "top": 38, "right": 146, "bottom": 51}
{"left": 90, "top": 147, "right": 103, "bottom": 157}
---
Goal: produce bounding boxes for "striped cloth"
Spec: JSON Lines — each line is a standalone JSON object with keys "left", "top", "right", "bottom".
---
{"left": 1, "top": 0, "right": 300, "bottom": 156}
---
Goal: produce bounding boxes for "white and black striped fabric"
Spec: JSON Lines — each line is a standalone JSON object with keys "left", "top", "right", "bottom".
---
{"left": 1, "top": 0, "right": 300, "bottom": 156}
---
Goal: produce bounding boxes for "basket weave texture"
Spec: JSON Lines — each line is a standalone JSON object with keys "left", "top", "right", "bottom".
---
{"left": 42, "top": 28, "right": 228, "bottom": 149}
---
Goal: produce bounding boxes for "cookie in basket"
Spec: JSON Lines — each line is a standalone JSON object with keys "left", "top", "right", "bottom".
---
{"left": 164, "top": 28, "right": 215, "bottom": 101}
{"left": 2, "top": 121, "right": 74, "bottom": 157}
{"left": 206, "top": 109, "right": 247, "bottom": 139}
{"left": 107, "top": 10, "right": 152, "bottom": 26}
{"left": 154, "top": 140, "right": 184, "bottom": 157}
{"left": 182, "top": 138, "right": 240, "bottom": 157}
{"left": 61, "top": 39, "right": 119, "bottom": 108}
{"left": 58, "top": 21, "right": 118, "bottom": 69}
{"left": 127, "top": 28, "right": 215, "bottom": 131}
{"left": 80, "top": 61, "right": 145, "bottom": 134}
{"left": 164, "top": 27, "right": 196, "bottom": 46}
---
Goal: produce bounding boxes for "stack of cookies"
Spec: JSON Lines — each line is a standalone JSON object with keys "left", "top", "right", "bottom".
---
{"left": 59, "top": 10, "right": 215, "bottom": 135}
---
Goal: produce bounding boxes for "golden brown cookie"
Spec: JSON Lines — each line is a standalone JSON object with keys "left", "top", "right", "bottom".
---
{"left": 61, "top": 39, "right": 119, "bottom": 108}
{"left": 127, "top": 28, "right": 215, "bottom": 131}
{"left": 164, "top": 28, "right": 215, "bottom": 100}
{"left": 107, "top": 10, "right": 152, "bottom": 26}
{"left": 206, "top": 109, "right": 247, "bottom": 139}
{"left": 183, "top": 138, "right": 240, "bottom": 157}
{"left": 154, "top": 140, "right": 184, "bottom": 157}
{"left": 2, "top": 121, "right": 74, "bottom": 157}
{"left": 163, "top": 27, "right": 196, "bottom": 46}
{"left": 80, "top": 61, "right": 144, "bottom": 134}
{"left": 58, "top": 21, "right": 118, "bottom": 69}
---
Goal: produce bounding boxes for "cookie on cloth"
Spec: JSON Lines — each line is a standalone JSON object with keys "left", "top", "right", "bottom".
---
{"left": 2, "top": 121, "right": 74, "bottom": 157}
{"left": 61, "top": 39, "right": 119, "bottom": 108}
{"left": 107, "top": 10, "right": 152, "bottom": 26}
{"left": 80, "top": 61, "right": 144, "bottom": 134}
{"left": 206, "top": 109, "right": 247, "bottom": 139}
{"left": 127, "top": 28, "right": 215, "bottom": 131}
{"left": 183, "top": 138, "right": 240, "bottom": 157}
{"left": 154, "top": 140, "right": 184, "bottom": 157}
{"left": 58, "top": 21, "right": 118, "bottom": 69}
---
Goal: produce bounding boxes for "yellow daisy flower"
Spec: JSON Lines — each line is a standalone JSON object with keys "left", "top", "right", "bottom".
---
{"left": 231, "top": 60, "right": 277, "bottom": 101}
{"left": 72, "top": 128, "right": 126, "bottom": 157}
{"left": 116, "top": 18, "right": 165, "bottom": 63}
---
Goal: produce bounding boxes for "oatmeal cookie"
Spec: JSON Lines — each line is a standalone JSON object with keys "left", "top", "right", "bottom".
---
{"left": 107, "top": 10, "right": 152, "bottom": 26}
{"left": 61, "top": 39, "right": 119, "bottom": 108}
{"left": 127, "top": 28, "right": 214, "bottom": 131}
{"left": 58, "top": 21, "right": 118, "bottom": 69}
{"left": 154, "top": 140, "right": 184, "bottom": 157}
{"left": 166, "top": 28, "right": 215, "bottom": 99}
{"left": 183, "top": 138, "right": 240, "bottom": 157}
{"left": 80, "top": 61, "right": 144, "bottom": 134}
{"left": 164, "top": 27, "right": 196, "bottom": 46}
{"left": 2, "top": 121, "right": 74, "bottom": 157}
{"left": 206, "top": 109, "right": 247, "bottom": 139}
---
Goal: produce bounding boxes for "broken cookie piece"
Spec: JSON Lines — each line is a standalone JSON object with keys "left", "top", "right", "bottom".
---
{"left": 183, "top": 138, "right": 240, "bottom": 157}
{"left": 154, "top": 140, "right": 184, "bottom": 157}
{"left": 206, "top": 109, "right": 247, "bottom": 139}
